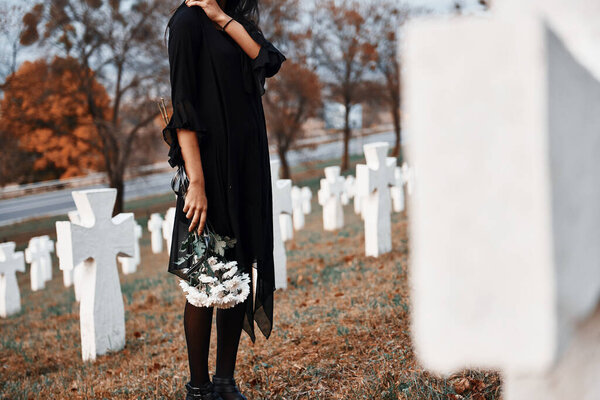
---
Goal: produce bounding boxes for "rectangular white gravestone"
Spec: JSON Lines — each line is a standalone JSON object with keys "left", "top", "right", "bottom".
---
{"left": 270, "top": 160, "right": 292, "bottom": 290}
{"left": 0, "top": 242, "right": 25, "bottom": 318}
{"left": 56, "top": 189, "right": 134, "bottom": 361}
{"left": 317, "top": 166, "right": 345, "bottom": 231}
{"left": 405, "top": 4, "right": 600, "bottom": 398}
{"left": 279, "top": 214, "right": 294, "bottom": 242}
{"left": 147, "top": 213, "right": 164, "bottom": 254}
{"left": 356, "top": 142, "right": 396, "bottom": 257}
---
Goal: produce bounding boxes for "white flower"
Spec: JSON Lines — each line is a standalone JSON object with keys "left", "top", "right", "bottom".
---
{"left": 207, "top": 256, "right": 218, "bottom": 266}
{"left": 214, "top": 239, "right": 226, "bottom": 256}
{"left": 199, "top": 274, "right": 217, "bottom": 284}
{"left": 210, "top": 261, "right": 227, "bottom": 272}
{"left": 222, "top": 266, "right": 238, "bottom": 280}
{"left": 179, "top": 280, "right": 212, "bottom": 308}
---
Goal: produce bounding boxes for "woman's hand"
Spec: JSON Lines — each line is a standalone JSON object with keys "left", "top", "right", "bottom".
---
{"left": 183, "top": 181, "right": 208, "bottom": 234}
{"left": 185, "top": 0, "right": 229, "bottom": 25}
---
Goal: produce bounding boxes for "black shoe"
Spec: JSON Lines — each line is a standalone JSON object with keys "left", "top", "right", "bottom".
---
{"left": 212, "top": 376, "right": 247, "bottom": 400}
{"left": 185, "top": 381, "right": 224, "bottom": 400}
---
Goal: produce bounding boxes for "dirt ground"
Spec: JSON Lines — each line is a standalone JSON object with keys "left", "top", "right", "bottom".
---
{"left": 0, "top": 191, "right": 502, "bottom": 399}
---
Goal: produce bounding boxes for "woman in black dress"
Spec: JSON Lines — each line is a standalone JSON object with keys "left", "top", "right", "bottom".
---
{"left": 163, "top": 0, "right": 286, "bottom": 398}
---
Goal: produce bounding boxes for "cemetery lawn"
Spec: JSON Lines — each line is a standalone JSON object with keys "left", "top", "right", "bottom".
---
{"left": 1, "top": 172, "right": 502, "bottom": 399}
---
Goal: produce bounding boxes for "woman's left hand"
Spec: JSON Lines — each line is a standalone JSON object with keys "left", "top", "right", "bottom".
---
{"left": 185, "top": 0, "right": 226, "bottom": 23}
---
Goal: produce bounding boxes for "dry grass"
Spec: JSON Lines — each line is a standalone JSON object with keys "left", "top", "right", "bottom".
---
{"left": 0, "top": 193, "right": 502, "bottom": 399}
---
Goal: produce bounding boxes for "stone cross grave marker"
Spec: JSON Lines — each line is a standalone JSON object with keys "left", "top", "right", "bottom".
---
{"left": 301, "top": 186, "right": 312, "bottom": 215}
{"left": 0, "top": 242, "right": 25, "bottom": 318}
{"left": 147, "top": 213, "right": 164, "bottom": 254}
{"left": 56, "top": 188, "right": 134, "bottom": 361}
{"left": 38, "top": 235, "right": 54, "bottom": 282}
{"left": 317, "top": 166, "right": 345, "bottom": 231}
{"left": 356, "top": 142, "right": 396, "bottom": 257}
{"left": 291, "top": 186, "right": 305, "bottom": 230}
{"left": 25, "top": 236, "right": 47, "bottom": 291}
{"left": 390, "top": 166, "right": 405, "bottom": 213}
{"left": 119, "top": 222, "right": 142, "bottom": 275}
{"left": 404, "top": 2, "right": 600, "bottom": 398}
{"left": 270, "top": 159, "right": 292, "bottom": 290}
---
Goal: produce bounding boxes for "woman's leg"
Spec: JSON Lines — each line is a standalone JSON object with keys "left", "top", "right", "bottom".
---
{"left": 215, "top": 299, "right": 247, "bottom": 378}
{"left": 184, "top": 301, "right": 214, "bottom": 386}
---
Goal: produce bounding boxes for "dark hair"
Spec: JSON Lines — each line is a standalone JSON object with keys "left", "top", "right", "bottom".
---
{"left": 163, "top": 0, "right": 261, "bottom": 45}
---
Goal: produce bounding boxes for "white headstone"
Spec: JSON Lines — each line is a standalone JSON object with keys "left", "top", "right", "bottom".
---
{"left": 390, "top": 166, "right": 405, "bottom": 213}
{"left": 162, "top": 207, "right": 176, "bottom": 255}
{"left": 25, "top": 237, "right": 47, "bottom": 291}
{"left": 300, "top": 186, "right": 312, "bottom": 215}
{"left": 317, "top": 166, "right": 345, "bottom": 231}
{"left": 118, "top": 222, "right": 142, "bottom": 275}
{"left": 356, "top": 142, "right": 396, "bottom": 257}
{"left": 147, "top": 213, "right": 164, "bottom": 254}
{"left": 341, "top": 175, "right": 355, "bottom": 206}
{"left": 270, "top": 160, "right": 292, "bottom": 290}
{"left": 291, "top": 186, "right": 305, "bottom": 230}
{"left": 38, "top": 235, "right": 54, "bottom": 282}
{"left": 405, "top": 3, "right": 600, "bottom": 399}
{"left": 61, "top": 211, "right": 84, "bottom": 300}
{"left": 0, "top": 242, "right": 25, "bottom": 318}
{"left": 55, "top": 188, "right": 134, "bottom": 361}
{"left": 279, "top": 214, "right": 294, "bottom": 242}
{"left": 401, "top": 162, "right": 413, "bottom": 196}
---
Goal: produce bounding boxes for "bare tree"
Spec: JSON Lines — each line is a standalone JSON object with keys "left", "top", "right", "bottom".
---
{"left": 20, "top": 0, "right": 170, "bottom": 213}
{"left": 311, "top": 0, "right": 377, "bottom": 171}
{"left": 0, "top": 4, "right": 26, "bottom": 85}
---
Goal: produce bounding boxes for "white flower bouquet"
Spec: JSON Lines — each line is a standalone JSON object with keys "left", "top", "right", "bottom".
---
{"left": 175, "top": 227, "right": 250, "bottom": 309}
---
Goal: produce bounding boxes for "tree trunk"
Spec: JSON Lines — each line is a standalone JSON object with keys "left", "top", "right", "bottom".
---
{"left": 341, "top": 103, "right": 351, "bottom": 171}
{"left": 278, "top": 145, "right": 291, "bottom": 180}
{"left": 110, "top": 172, "right": 125, "bottom": 216}
{"left": 391, "top": 99, "right": 402, "bottom": 159}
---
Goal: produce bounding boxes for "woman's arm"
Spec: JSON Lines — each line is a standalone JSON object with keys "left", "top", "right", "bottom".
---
{"left": 178, "top": 129, "right": 208, "bottom": 234}
{"left": 185, "top": 0, "right": 261, "bottom": 60}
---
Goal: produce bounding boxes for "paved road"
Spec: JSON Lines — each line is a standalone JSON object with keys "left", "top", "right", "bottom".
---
{"left": 0, "top": 130, "right": 395, "bottom": 225}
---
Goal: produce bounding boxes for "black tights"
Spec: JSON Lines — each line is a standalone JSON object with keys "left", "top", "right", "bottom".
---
{"left": 184, "top": 299, "right": 247, "bottom": 386}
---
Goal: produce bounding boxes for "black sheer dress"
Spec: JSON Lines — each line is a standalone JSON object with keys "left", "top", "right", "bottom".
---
{"left": 162, "top": 2, "right": 286, "bottom": 342}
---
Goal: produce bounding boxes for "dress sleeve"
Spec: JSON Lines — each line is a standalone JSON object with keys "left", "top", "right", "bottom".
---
{"left": 162, "top": 15, "right": 208, "bottom": 168}
{"left": 245, "top": 25, "right": 287, "bottom": 96}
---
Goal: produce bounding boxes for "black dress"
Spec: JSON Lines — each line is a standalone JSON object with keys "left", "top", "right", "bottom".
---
{"left": 162, "top": 2, "right": 286, "bottom": 342}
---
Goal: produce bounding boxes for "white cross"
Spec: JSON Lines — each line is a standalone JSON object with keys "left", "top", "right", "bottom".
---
{"left": 119, "top": 222, "right": 142, "bottom": 274}
{"left": 390, "top": 166, "right": 405, "bottom": 213}
{"left": 341, "top": 175, "right": 355, "bottom": 206}
{"left": 301, "top": 186, "right": 312, "bottom": 215}
{"left": 271, "top": 160, "right": 292, "bottom": 290}
{"left": 291, "top": 186, "right": 305, "bottom": 230}
{"left": 0, "top": 242, "right": 25, "bottom": 318}
{"left": 317, "top": 166, "right": 345, "bottom": 231}
{"left": 56, "top": 188, "right": 134, "bottom": 361}
{"left": 25, "top": 236, "right": 49, "bottom": 291}
{"left": 147, "top": 213, "right": 164, "bottom": 254}
{"left": 356, "top": 142, "right": 396, "bottom": 256}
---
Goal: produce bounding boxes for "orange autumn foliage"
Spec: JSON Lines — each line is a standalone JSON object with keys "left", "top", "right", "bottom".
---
{"left": 0, "top": 56, "right": 109, "bottom": 179}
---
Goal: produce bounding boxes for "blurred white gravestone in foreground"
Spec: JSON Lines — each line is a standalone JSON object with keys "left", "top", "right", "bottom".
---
{"left": 56, "top": 189, "right": 134, "bottom": 361}
{"left": 291, "top": 186, "right": 305, "bottom": 230}
{"left": 390, "top": 166, "right": 405, "bottom": 213}
{"left": 400, "top": 162, "right": 413, "bottom": 196}
{"left": 147, "top": 213, "right": 164, "bottom": 254}
{"left": 25, "top": 237, "right": 47, "bottom": 291}
{"left": 356, "top": 142, "right": 396, "bottom": 257}
{"left": 317, "top": 166, "right": 344, "bottom": 231}
{"left": 300, "top": 186, "right": 312, "bottom": 215}
{"left": 270, "top": 160, "right": 292, "bottom": 289}
{"left": 162, "top": 207, "right": 176, "bottom": 255}
{"left": 0, "top": 242, "right": 25, "bottom": 318}
{"left": 119, "top": 222, "right": 142, "bottom": 275}
{"left": 404, "top": 3, "right": 600, "bottom": 399}
{"left": 280, "top": 214, "right": 294, "bottom": 242}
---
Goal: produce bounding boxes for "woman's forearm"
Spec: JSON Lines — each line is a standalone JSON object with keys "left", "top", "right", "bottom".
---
{"left": 177, "top": 129, "right": 205, "bottom": 186}
{"left": 214, "top": 13, "right": 261, "bottom": 60}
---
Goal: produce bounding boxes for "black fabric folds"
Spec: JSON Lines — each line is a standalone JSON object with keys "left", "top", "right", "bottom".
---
{"left": 163, "top": 3, "right": 286, "bottom": 342}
